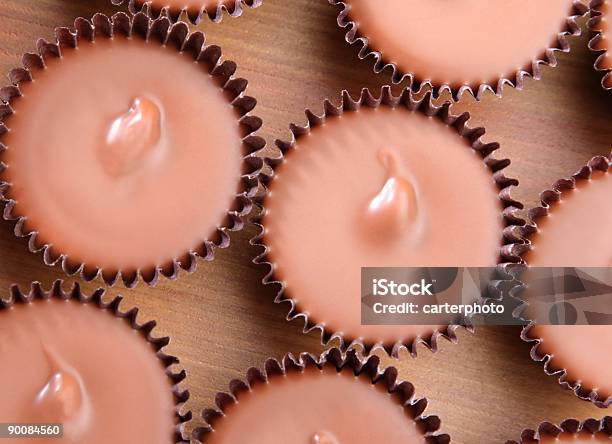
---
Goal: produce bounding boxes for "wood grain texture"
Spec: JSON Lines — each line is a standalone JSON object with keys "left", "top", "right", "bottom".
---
{"left": 0, "top": 1, "right": 610, "bottom": 443}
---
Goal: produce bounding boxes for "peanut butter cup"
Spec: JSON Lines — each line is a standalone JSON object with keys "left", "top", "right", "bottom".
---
{"left": 0, "top": 281, "right": 190, "bottom": 443}
{"left": 255, "top": 88, "right": 523, "bottom": 356}
{"left": 517, "top": 156, "right": 612, "bottom": 407}
{"left": 588, "top": 0, "right": 612, "bottom": 90}
{"left": 331, "top": 0, "right": 586, "bottom": 99}
{"left": 194, "top": 348, "right": 449, "bottom": 444}
{"left": 507, "top": 417, "right": 612, "bottom": 443}
{"left": 111, "top": 0, "right": 262, "bottom": 23}
{"left": 0, "top": 12, "right": 264, "bottom": 287}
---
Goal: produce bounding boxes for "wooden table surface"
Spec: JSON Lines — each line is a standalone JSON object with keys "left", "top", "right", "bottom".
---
{"left": 0, "top": 1, "right": 611, "bottom": 443}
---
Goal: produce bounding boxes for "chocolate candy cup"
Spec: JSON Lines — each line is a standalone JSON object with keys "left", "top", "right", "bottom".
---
{"left": 0, "top": 280, "right": 191, "bottom": 443}
{"left": 111, "top": 0, "right": 262, "bottom": 24}
{"left": 193, "top": 348, "right": 449, "bottom": 443}
{"left": 253, "top": 86, "right": 524, "bottom": 357}
{"left": 512, "top": 155, "right": 612, "bottom": 407}
{"left": 329, "top": 0, "right": 587, "bottom": 101}
{"left": 588, "top": 0, "right": 612, "bottom": 90}
{"left": 506, "top": 417, "right": 612, "bottom": 443}
{"left": 0, "top": 12, "right": 264, "bottom": 287}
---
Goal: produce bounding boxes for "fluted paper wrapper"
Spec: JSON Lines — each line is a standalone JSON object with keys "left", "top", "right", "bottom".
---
{"left": 0, "top": 279, "right": 192, "bottom": 442}
{"left": 509, "top": 155, "right": 612, "bottom": 407}
{"left": 251, "top": 86, "right": 525, "bottom": 358}
{"left": 329, "top": 0, "right": 587, "bottom": 101}
{"left": 588, "top": 0, "right": 612, "bottom": 90}
{"left": 111, "top": 0, "right": 262, "bottom": 24}
{"left": 0, "top": 12, "right": 265, "bottom": 288}
{"left": 193, "top": 348, "right": 450, "bottom": 443}
{"left": 506, "top": 417, "right": 612, "bottom": 443}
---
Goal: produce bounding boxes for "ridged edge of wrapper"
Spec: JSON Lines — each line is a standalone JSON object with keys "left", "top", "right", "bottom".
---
{"left": 587, "top": 0, "right": 612, "bottom": 90}
{"left": 111, "top": 0, "right": 262, "bottom": 24}
{"left": 506, "top": 416, "right": 612, "bottom": 443}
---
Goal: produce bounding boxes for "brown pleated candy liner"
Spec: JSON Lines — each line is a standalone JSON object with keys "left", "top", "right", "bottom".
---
{"left": 251, "top": 86, "right": 525, "bottom": 358}
{"left": 509, "top": 155, "right": 612, "bottom": 407}
{"left": 588, "top": 0, "right": 612, "bottom": 90}
{"left": 0, "top": 12, "right": 265, "bottom": 288}
{"left": 111, "top": 0, "right": 262, "bottom": 24}
{"left": 193, "top": 348, "right": 450, "bottom": 443}
{"left": 0, "top": 279, "right": 192, "bottom": 442}
{"left": 329, "top": 0, "right": 587, "bottom": 101}
{"left": 506, "top": 417, "right": 612, "bottom": 443}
